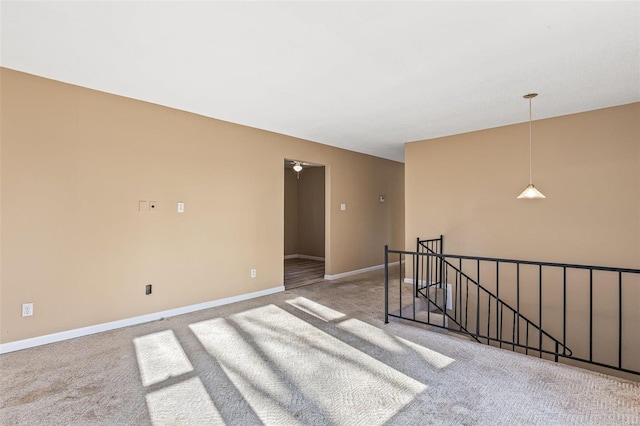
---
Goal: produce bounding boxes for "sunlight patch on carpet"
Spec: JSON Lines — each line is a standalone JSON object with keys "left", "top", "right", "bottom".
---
{"left": 285, "top": 296, "right": 346, "bottom": 322}
{"left": 145, "top": 377, "right": 224, "bottom": 425}
{"left": 396, "top": 336, "right": 455, "bottom": 369}
{"left": 336, "top": 318, "right": 455, "bottom": 369}
{"left": 337, "top": 318, "right": 405, "bottom": 352}
{"left": 190, "top": 304, "right": 426, "bottom": 425}
{"left": 134, "top": 330, "right": 193, "bottom": 387}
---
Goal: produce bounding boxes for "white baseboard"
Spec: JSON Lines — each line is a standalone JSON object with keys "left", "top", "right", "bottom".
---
{"left": 0, "top": 285, "right": 285, "bottom": 354}
{"left": 404, "top": 278, "right": 429, "bottom": 286}
{"left": 284, "top": 254, "right": 325, "bottom": 261}
{"left": 324, "top": 261, "right": 401, "bottom": 280}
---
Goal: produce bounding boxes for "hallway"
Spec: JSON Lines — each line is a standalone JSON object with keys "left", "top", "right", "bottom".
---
{"left": 284, "top": 258, "right": 325, "bottom": 289}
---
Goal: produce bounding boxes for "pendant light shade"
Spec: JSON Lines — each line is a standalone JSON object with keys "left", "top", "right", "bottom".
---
{"left": 517, "top": 183, "right": 546, "bottom": 199}
{"left": 517, "top": 93, "right": 546, "bottom": 199}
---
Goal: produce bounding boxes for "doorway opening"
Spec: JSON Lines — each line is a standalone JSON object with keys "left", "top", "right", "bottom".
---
{"left": 284, "top": 159, "right": 326, "bottom": 289}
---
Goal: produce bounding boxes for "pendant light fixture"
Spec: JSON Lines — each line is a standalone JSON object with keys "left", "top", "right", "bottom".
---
{"left": 517, "top": 93, "right": 546, "bottom": 199}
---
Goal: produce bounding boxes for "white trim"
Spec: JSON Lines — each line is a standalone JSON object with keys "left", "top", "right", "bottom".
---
{"left": 404, "top": 278, "right": 429, "bottom": 286}
{"left": 324, "top": 261, "right": 400, "bottom": 280}
{"left": 0, "top": 285, "right": 285, "bottom": 354}
{"left": 284, "top": 254, "right": 325, "bottom": 261}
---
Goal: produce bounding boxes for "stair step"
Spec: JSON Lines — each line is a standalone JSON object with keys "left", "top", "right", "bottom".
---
{"left": 417, "top": 286, "right": 447, "bottom": 312}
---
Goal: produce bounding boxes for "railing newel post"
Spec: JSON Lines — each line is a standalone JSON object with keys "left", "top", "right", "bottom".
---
{"left": 384, "top": 245, "right": 389, "bottom": 324}
{"left": 415, "top": 237, "right": 420, "bottom": 298}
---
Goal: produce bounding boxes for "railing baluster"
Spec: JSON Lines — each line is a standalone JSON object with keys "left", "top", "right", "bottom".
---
{"left": 517, "top": 263, "right": 520, "bottom": 348}
{"left": 454, "top": 265, "right": 459, "bottom": 322}
{"left": 539, "top": 265, "right": 543, "bottom": 358}
{"left": 421, "top": 245, "right": 425, "bottom": 293}
{"left": 487, "top": 282, "right": 491, "bottom": 340}
{"left": 476, "top": 260, "right": 480, "bottom": 338}
{"left": 412, "top": 254, "right": 416, "bottom": 320}
{"left": 511, "top": 308, "right": 516, "bottom": 351}
{"left": 465, "top": 277, "right": 469, "bottom": 330}
{"left": 589, "top": 269, "right": 593, "bottom": 363}
{"left": 618, "top": 272, "right": 622, "bottom": 369}
{"left": 464, "top": 278, "right": 469, "bottom": 329}
{"left": 563, "top": 267, "right": 567, "bottom": 356}
{"left": 431, "top": 248, "right": 434, "bottom": 286}
{"left": 496, "top": 261, "right": 500, "bottom": 349}
{"left": 500, "top": 301, "right": 504, "bottom": 348}
{"left": 459, "top": 258, "right": 463, "bottom": 326}
{"left": 442, "top": 266, "right": 447, "bottom": 327}
{"left": 399, "top": 253, "right": 402, "bottom": 318}
{"left": 427, "top": 252, "right": 431, "bottom": 325}
{"left": 439, "top": 235, "right": 443, "bottom": 287}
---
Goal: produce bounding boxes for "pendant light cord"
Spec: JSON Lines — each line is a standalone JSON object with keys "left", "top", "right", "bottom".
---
{"left": 528, "top": 97, "right": 533, "bottom": 185}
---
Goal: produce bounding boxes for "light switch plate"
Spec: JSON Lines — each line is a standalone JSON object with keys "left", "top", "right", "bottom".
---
{"left": 177, "top": 202, "right": 185, "bottom": 213}
{"left": 340, "top": 203, "right": 346, "bottom": 211}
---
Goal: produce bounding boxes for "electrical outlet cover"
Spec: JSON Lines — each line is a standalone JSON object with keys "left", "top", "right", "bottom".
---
{"left": 22, "top": 303, "right": 33, "bottom": 317}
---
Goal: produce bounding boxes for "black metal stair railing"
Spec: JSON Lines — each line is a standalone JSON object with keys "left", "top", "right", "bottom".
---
{"left": 384, "top": 236, "right": 640, "bottom": 377}
{"left": 418, "top": 239, "right": 572, "bottom": 360}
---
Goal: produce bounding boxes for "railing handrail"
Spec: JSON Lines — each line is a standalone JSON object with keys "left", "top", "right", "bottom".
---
{"left": 417, "top": 241, "right": 640, "bottom": 274}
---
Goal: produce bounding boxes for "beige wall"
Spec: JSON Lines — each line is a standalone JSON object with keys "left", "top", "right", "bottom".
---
{"left": 405, "top": 103, "right": 640, "bottom": 378}
{"left": 0, "top": 68, "right": 404, "bottom": 343}
{"left": 284, "top": 167, "right": 325, "bottom": 258}
{"left": 406, "top": 103, "right": 639, "bottom": 265}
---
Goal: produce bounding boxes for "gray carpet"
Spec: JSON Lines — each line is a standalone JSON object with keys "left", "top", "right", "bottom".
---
{"left": 1, "top": 268, "right": 639, "bottom": 425}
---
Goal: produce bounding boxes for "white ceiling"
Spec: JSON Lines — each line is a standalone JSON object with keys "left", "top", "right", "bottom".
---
{"left": 2, "top": 1, "right": 638, "bottom": 162}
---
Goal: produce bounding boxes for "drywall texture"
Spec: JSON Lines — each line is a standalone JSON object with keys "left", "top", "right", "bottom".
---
{"left": 0, "top": 68, "right": 404, "bottom": 343}
{"left": 405, "top": 103, "right": 640, "bottom": 377}
{"left": 284, "top": 167, "right": 325, "bottom": 258}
